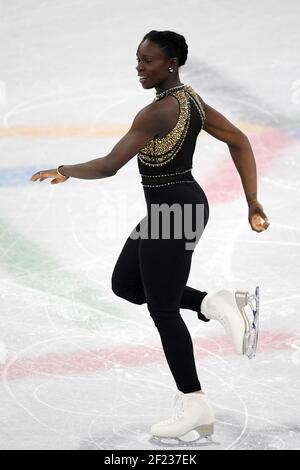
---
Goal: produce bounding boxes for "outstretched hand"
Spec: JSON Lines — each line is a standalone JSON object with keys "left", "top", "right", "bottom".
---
{"left": 248, "top": 200, "right": 270, "bottom": 232}
{"left": 30, "top": 169, "right": 69, "bottom": 184}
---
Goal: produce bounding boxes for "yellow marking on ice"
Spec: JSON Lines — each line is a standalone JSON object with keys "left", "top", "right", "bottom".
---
{"left": 0, "top": 122, "right": 269, "bottom": 139}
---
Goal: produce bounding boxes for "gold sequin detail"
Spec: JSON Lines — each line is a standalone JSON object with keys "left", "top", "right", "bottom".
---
{"left": 137, "top": 85, "right": 205, "bottom": 168}
{"left": 184, "top": 85, "right": 206, "bottom": 129}
{"left": 138, "top": 87, "right": 190, "bottom": 167}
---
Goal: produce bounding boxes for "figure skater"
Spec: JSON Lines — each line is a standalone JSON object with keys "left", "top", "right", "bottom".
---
{"left": 31, "top": 30, "right": 270, "bottom": 446}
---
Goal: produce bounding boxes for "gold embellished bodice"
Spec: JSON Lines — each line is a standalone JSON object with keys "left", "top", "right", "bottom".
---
{"left": 137, "top": 85, "right": 205, "bottom": 174}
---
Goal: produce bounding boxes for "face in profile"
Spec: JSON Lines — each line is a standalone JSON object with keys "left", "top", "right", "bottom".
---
{"left": 136, "top": 39, "right": 170, "bottom": 89}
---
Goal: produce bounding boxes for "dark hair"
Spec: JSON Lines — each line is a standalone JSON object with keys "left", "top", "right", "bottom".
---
{"left": 141, "top": 30, "right": 188, "bottom": 67}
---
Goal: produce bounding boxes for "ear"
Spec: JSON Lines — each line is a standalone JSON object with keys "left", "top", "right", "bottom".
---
{"left": 169, "top": 57, "right": 178, "bottom": 70}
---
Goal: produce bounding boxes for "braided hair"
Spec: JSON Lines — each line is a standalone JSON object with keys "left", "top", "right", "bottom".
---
{"left": 141, "top": 30, "right": 188, "bottom": 67}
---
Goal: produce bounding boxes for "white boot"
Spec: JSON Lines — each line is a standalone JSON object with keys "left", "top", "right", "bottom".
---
{"left": 201, "top": 286, "right": 260, "bottom": 358}
{"left": 150, "top": 391, "right": 214, "bottom": 446}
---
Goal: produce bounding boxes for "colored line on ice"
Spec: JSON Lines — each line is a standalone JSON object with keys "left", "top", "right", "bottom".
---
{"left": 0, "top": 330, "right": 297, "bottom": 382}
{"left": 0, "top": 122, "right": 279, "bottom": 140}
{"left": 0, "top": 217, "right": 123, "bottom": 320}
{"left": 0, "top": 124, "right": 130, "bottom": 139}
{"left": 204, "top": 128, "right": 295, "bottom": 204}
{"left": 0, "top": 126, "right": 295, "bottom": 194}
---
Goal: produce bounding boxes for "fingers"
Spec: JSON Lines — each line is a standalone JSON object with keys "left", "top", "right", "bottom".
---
{"left": 30, "top": 170, "right": 66, "bottom": 184}
{"left": 30, "top": 171, "right": 48, "bottom": 182}
{"left": 251, "top": 204, "right": 267, "bottom": 219}
{"left": 251, "top": 224, "right": 265, "bottom": 233}
{"left": 30, "top": 172, "right": 42, "bottom": 181}
{"left": 248, "top": 202, "right": 270, "bottom": 232}
{"left": 250, "top": 214, "right": 270, "bottom": 232}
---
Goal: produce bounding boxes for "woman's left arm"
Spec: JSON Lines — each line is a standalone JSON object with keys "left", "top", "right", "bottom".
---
{"left": 199, "top": 97, "right": 270, "bottom": 233}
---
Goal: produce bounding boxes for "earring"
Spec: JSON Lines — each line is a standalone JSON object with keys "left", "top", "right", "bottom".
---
{"left": 168, "top": 67, "right": 174, "bottom": 72}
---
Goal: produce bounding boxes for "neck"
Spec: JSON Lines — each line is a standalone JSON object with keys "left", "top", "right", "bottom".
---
{"left": 155, "top": 77, "right": 183, "bottom": 95}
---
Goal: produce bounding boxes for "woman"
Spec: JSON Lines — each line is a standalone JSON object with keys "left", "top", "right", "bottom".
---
{"left": 31, "top": 30, "right": 269, "bottom": 445}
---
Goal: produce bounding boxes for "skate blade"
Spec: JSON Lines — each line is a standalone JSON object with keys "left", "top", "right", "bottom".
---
{"left": 149, "top": 424, "right": 219, "bottom": 448}
{"left": 243, "top": 286, "right": 260, "bottom": 359}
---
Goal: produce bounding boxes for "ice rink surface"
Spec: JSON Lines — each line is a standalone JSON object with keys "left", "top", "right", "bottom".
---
{"left": 0, "top": 0, "right": 300, "bottom": 450}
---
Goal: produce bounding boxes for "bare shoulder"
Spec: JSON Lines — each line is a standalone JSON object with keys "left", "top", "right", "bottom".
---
{"left": 131, "top": 101, "right": 163, "bottom": 133}
{"left": 132, "top": 98, "right": 172, "bottom": 136}
{"left": 135, "top": 101, "right": 159, "bottom": 119}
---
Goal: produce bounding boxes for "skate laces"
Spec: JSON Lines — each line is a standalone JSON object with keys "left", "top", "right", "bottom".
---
{"left": 204, "top": 295, "right": 227, "bottom": 326}
{"left": 172, "top": 393, "right": 185, "bottom": 420}
{"left": 211, "top": 310, "right": 229, "bottom": 328}
{"left": 206, "top": 296, "right": 232, "bottom": 328}
{"left": 159, "top": 393, "right": 185, "bottom": 425}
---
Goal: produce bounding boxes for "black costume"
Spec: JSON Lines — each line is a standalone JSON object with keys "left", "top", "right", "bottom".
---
{"left": 112, "top": 84, "right": 210, "bottom": 393}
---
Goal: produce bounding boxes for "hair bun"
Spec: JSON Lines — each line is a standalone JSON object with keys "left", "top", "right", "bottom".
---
{"left": 141, "top": 30, "right": 188, "bottom": 67}
{"left": 162, "top": 32, "right": 188, "bottom": 66}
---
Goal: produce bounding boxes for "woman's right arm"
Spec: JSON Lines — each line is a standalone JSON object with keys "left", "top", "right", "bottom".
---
{"left": 59, "top": 105, "right": 162, "bottom": 179}
{"left": 31, "top": 104, "right": 162, "bottom": 183}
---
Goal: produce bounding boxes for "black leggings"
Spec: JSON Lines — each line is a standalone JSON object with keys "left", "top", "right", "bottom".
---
{"left": 111, "top": 179, "right": 209, "bottom": 393}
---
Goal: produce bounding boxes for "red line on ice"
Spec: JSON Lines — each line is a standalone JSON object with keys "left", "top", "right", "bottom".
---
{"left": 0, "top": 330, "right": 297, "bottom": 382}
{"left": 0, "top": 129, "right": 296, "bottom": 383}
{"left": 203, "top": 128, "right": 293, "bottom": 204}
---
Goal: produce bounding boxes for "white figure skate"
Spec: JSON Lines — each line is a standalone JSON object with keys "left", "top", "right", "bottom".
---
{"left": 201, "top": 286, "right": 260, "bottom": 359}
{"left": 150, "top": 391, "right": 215, "bottom": 447}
